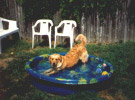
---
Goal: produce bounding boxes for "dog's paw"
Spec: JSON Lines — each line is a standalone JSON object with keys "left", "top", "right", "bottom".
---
{"left": 41, "top": 71, "right": 50, "bottom": 76}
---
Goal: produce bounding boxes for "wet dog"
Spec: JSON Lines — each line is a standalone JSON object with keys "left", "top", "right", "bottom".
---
{"left": 42, "top": 34, "right": 88, "bottom": 76}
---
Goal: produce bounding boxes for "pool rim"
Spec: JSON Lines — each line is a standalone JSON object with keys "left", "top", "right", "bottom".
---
{"left": 25, "top": 53, "right": 114, "bottom": 85}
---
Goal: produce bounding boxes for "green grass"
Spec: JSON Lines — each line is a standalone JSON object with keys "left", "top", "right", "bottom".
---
{"left": 0, "top": 40, "right": 135, "bottom": 100}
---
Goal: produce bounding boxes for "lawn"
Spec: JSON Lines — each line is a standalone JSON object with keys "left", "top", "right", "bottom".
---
{"left": 0, "top": 39, "right": 135, "bottom": 100}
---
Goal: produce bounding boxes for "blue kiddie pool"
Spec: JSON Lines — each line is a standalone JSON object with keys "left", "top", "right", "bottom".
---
{"left": 25, "top": 53, "right": 114, "bottom": 95}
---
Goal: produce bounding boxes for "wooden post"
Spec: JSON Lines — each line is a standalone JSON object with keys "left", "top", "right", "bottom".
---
{"left": 0, "top": 39, "right": 1, "bottom": 54}
{"left": 108, "top": 15, "right": 112, "bottom": 43}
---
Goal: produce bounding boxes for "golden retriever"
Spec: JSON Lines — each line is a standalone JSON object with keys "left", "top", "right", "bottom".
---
{"left": 42, "top": 34, "right": 88, "bottom": 75}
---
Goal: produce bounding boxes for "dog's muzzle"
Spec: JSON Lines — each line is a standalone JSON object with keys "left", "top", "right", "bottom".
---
{"left": 52, "top": 63, "right": 57, "bottom": 67}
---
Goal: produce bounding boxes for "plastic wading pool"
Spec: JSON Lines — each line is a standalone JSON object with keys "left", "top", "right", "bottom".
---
{"left": 25, "top": 53, "right": 114, "bottom": 95}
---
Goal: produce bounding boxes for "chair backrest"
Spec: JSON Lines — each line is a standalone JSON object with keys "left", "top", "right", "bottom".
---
{"left": 37, "top": 20, "right": 53, "bottom": 34}
{"left": 40, "top": 21, "right": 49, "bottom": 33}
{"left": 62, "top": 20, "right": 77, "bottom": 35}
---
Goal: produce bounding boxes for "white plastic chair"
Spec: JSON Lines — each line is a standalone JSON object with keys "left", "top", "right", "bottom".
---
{"left": 0, "top": 17, "right": 19, "bottom": 54}
{"left": 32, "top": 19, "right": 53, "bottom": 48}
{"left": 54, "top": 20, "right": 77, "bottom": 49}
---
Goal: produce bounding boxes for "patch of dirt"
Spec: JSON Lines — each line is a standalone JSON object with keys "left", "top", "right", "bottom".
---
{"left": 0, "top": 69, "right": 5, "bottom": 100}
{"left": 0, "top": 89, "right": 5, "bottom": 100}
{"left": 98, "top": 90, "right": 115, "bottom": 100}
{"left": 98, "top": 90, "right": 127, "bottom": 100}
{"left": 115, "top": 90, "right": 127, "bottom": 100}
{"left": 0, "top": 57, "right": 15, "bottom": 100}
{"left": 0, "top": 57, "right": 14, "bottom": 69}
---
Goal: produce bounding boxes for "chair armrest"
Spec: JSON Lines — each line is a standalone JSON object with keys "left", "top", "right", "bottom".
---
{"left": 56, "top": 21, "right": 64, "bottom": 29}
{"left": 55, "top": 25, "right": 62, "bottom": 34}
{"left": 32, "top": 26, "right": 35, "bottom": 34}
{"left": 32, "top": 20, "right": 40, "bottom": 28}
{"left": 54, "top": 26, "right": 58, "bottom": 34}
{"left": 0, "top": 18, "right": 3, "bottom": 30}
{"left": 48, "top": 25, "right": 53, "bottom": 33}
{"left": 55, "top": 21, "right": 64, "bottom": 34}
{"left": 49, "top": 20, "right": 53, "bottom": 33}
{"left": 50, "top": 21, "right": 53, "bottom": 26}
{"left": 0, "top": 17, "right": 9, "bottom": 22}
{"left": 32, "top": 20, "right": 40, "bottom": 33}
{"left": 73, "top": 21, "right": 77, "bottom": 27}
{"left": 71, "top": 21, "right": 77, "bottom": 34}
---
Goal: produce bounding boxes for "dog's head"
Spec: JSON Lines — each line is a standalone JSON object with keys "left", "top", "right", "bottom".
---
{"left": 49, "top": 54, "right": 63, "bottom": 69}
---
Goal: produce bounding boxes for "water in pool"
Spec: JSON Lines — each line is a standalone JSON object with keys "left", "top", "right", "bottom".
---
{"left": 33, "top": 56, "right": 111, "bottom": 81}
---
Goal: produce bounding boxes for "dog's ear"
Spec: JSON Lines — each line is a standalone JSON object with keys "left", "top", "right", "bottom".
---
{"left": 49, "top": 56, "right": 52, "bottom": 64}
{"left": 59, "top": 55, "right": 63, "bottom": 62}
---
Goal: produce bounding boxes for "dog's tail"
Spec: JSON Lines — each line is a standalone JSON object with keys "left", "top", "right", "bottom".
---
{"left": 75, "top": 34, "right": 86, "bottom": 45}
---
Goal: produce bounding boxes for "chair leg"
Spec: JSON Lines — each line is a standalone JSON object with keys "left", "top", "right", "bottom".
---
{"left": 32, "top": 35, "right": 34, "bottom": 49}
{"left": 48, "top": 35, "right": 51, "bottom": 48}
{"left": 72, "top": 36, "right": 74, "bottom": 48}
{"left": 60, "top": 37, "right": 63, "bottom": 47}
{"left": 0, "top": 39, "right": 1, "bottom": 54}
{"left": 54, "top": 35, "right": 56, "bottom": 48}
{"left": 70, "top": 36, "right": 73, "bottom": 49}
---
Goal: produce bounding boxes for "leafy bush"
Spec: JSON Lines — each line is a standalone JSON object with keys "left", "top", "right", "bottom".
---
{"left": 16, "top": 0, "right": 120, "bottom": 23}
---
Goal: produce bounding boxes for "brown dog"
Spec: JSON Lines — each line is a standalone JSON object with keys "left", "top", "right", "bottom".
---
{"left": 42, "top": 34, "right": 88, "bottom": 75}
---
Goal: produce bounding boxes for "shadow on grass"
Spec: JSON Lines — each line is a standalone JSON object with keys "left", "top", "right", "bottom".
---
{"left": 39, "top": 36, "right": 71, "bottom": 48}
{"left": 1, "top": 33, "right": 19, "bottom": 53}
